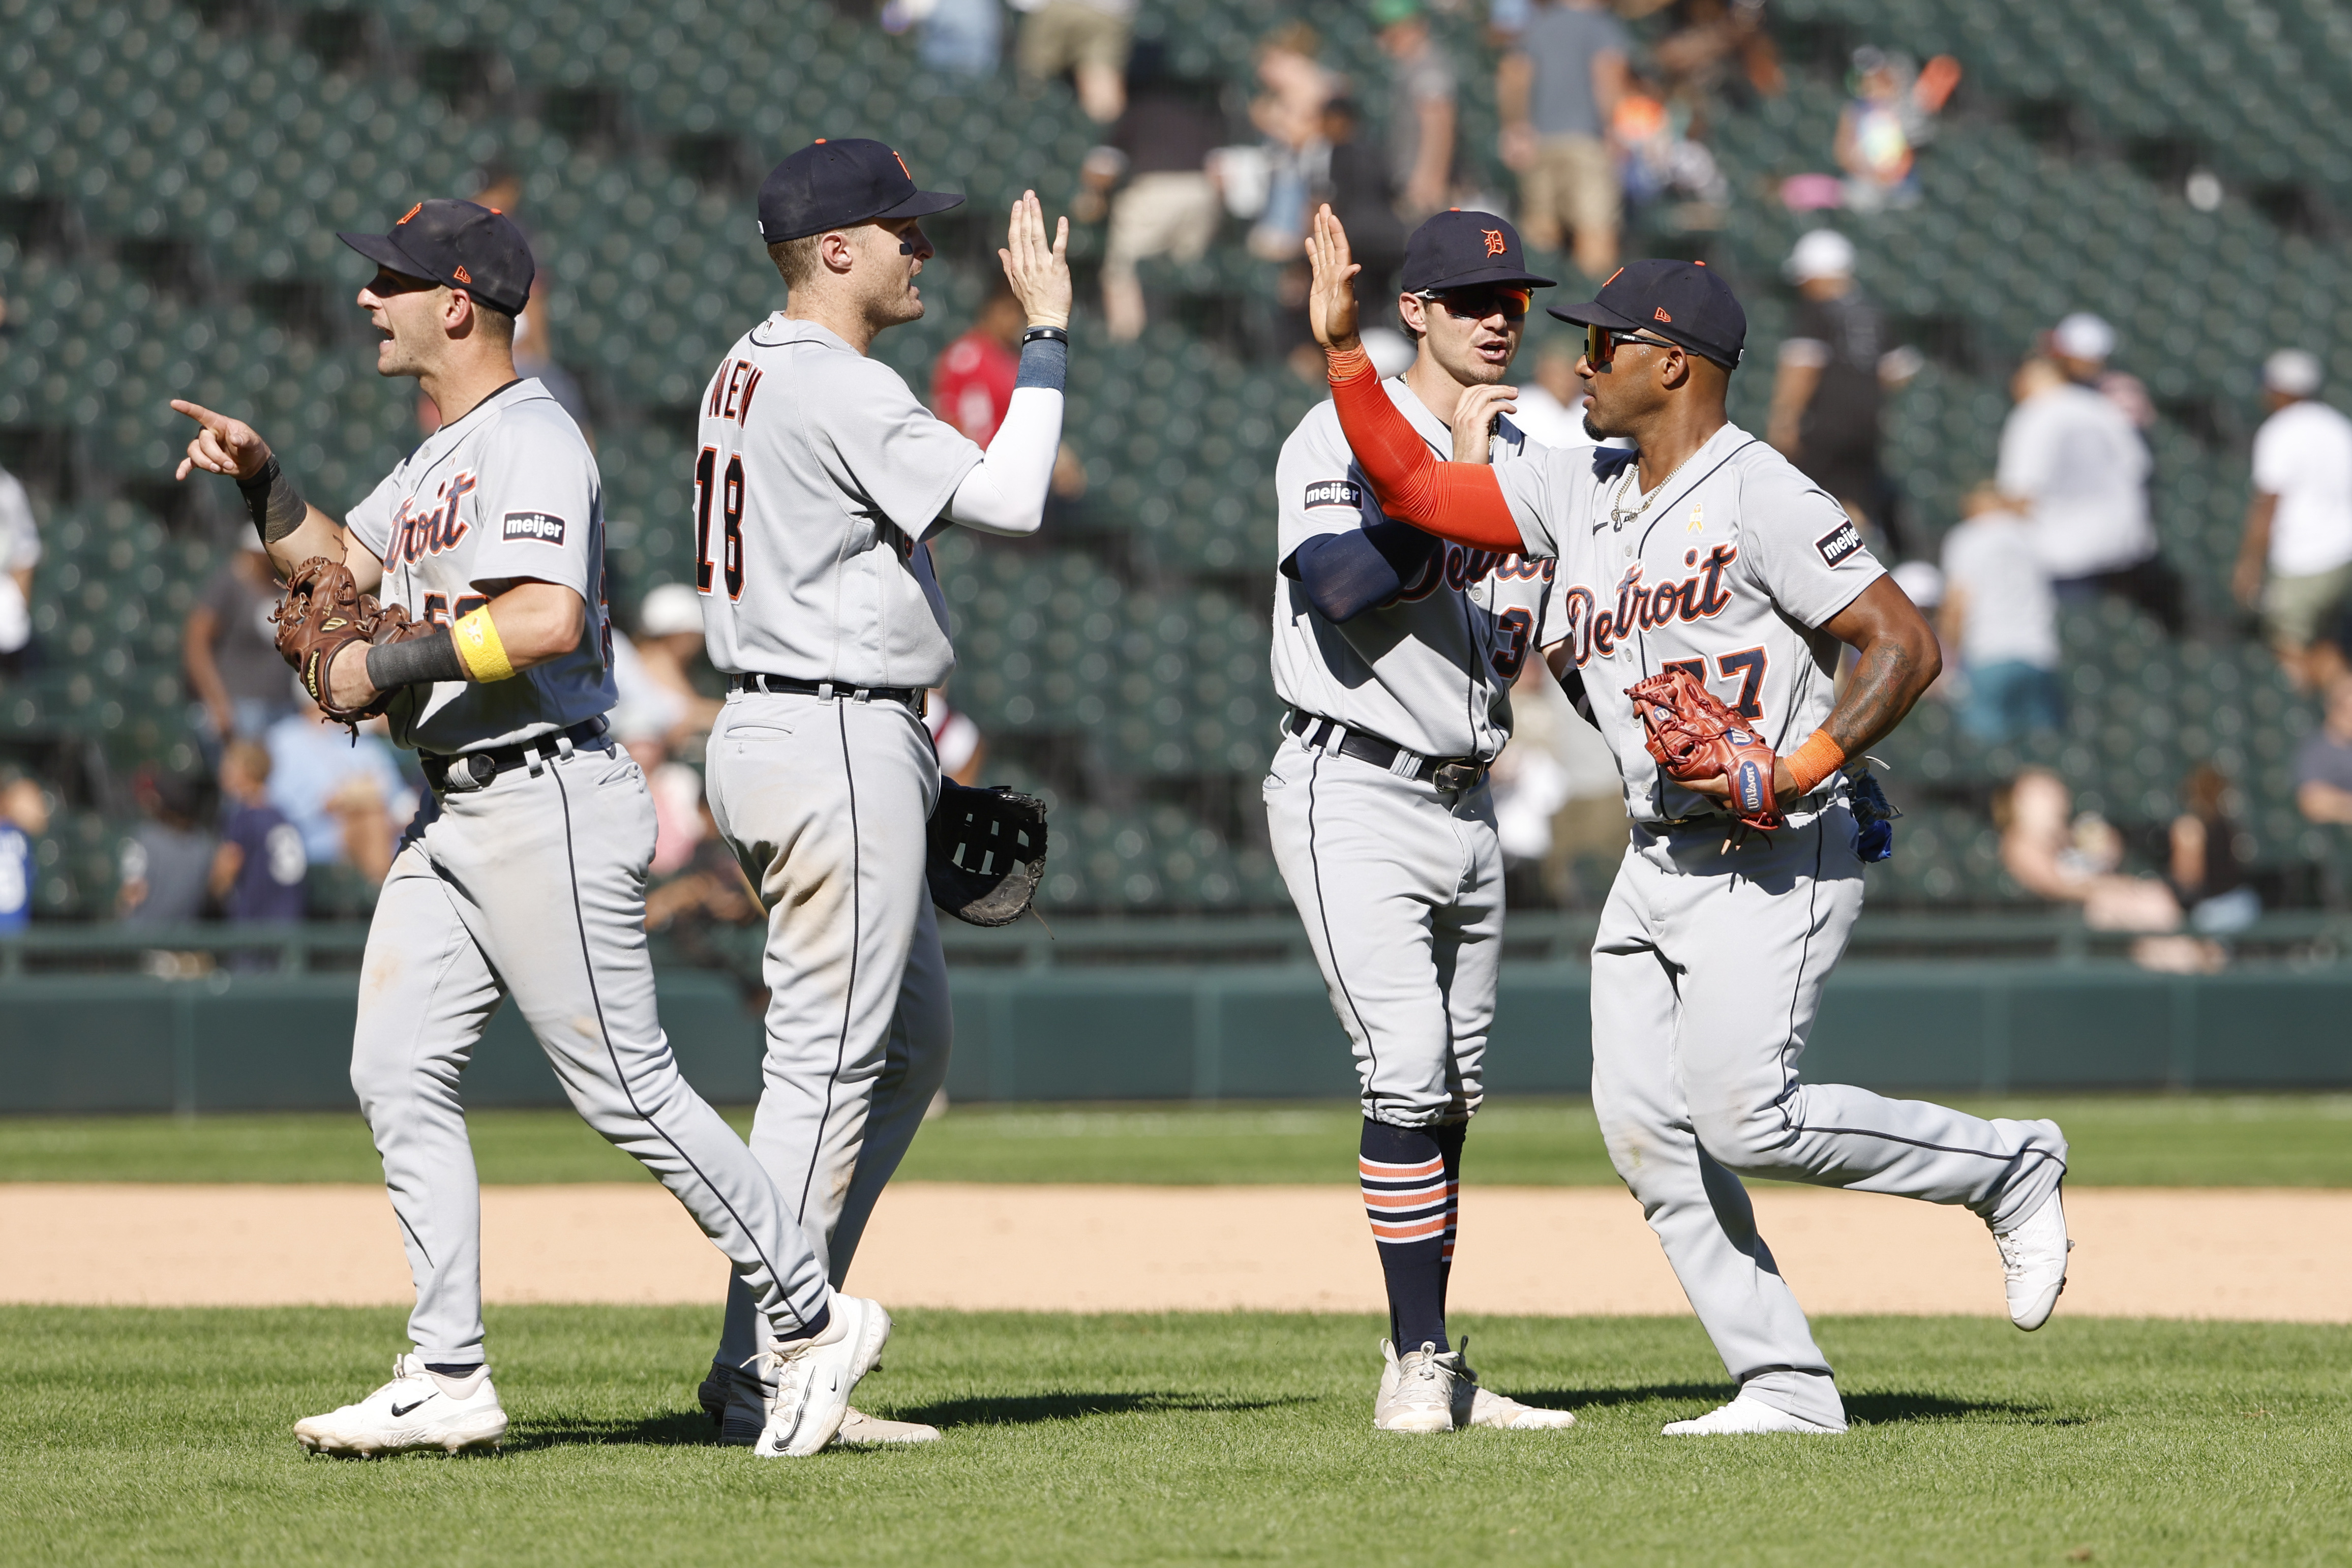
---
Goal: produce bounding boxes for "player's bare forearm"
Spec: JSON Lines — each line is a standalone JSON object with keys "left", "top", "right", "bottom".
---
{"left": 1820, "top": 577, "right": 1941, "bottom": 757}
{"left": 483, "top": 580, "right": 587, "bottom": 669}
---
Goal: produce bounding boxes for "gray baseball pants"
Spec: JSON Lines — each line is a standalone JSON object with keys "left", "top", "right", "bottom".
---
{"left": 703, "top": 690, "right": 948, "bottom": 1374}
{"left": 350, "top": 740, "right": 834, "bottom": 1367}
{"left": 1590, "top": 806, "right": 2069, "bottom": 1428}
{"left": 1263, "top": 734, "right": 1503, "bottom": 1126}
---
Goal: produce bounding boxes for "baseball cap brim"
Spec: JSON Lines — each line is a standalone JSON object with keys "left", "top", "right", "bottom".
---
{"left": 1418, "top": 260, "right": 1558, "bottom": 292}
{"left": 875, "top": 189, "right": 966, "bottom": 223}
{"left": 336, "top": 229, "right": 529, "bottom": 314}
{"left": 1546, "top": 297, "right": 1641, "bottom": 330}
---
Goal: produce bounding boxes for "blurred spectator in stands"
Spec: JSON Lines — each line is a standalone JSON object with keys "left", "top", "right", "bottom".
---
{"left": 1375, "top": 0, "right": 1460, "bottom": 222}
{"left": 266, "top": 695, "right": 409, "bottom": 887}
{"left": 1246, "top": 23, "right": 1337, "bottom": 263}
{"left": 118, "top": 770, "right": 215, "bottom": 926}
{"left": 1017, "top": 0, "right": 1134, "bottom": 124}
{"left": 933, "top": 282, "right": 1024, "bottom": 442}
{"left": 1833, "top": 48, "right": 1958, "bottom": 213}
{"left": 209, "top": 739, "right": 307, "bottom": 924}
{"left": 1768, "top": 230, "right": 1918, "bottom": 556}
{"left": 1649, "top": 0, "right": 1784, "bottom": 113}
{"left": 645, "top": 798, "right": 763, "bottom": 932}
{"left": 185, "top": 543, "right": 293, "bottom": 767}
{"left": 1076, "top": 49, "right": 1225, "bottom": 343}
{"left": 881, "top": 0, "right": 1002, "bottom": 77}
{"left": 2235, "top": 349, "right": 2352, "bottom": 690}
{"left": 1308, "top": 96, "right": 1407, "bottom": 305}
{"left": 927, "top": 690, "right": 989, "bottom": 786}
{"left": 1503, "top": 341, "right": 1590, "bottom": 447}
{"left": 0, "top": 774, "right": 46, "bottom": 933}
{"left": 1497, "top": 0, "right": 1631, "bottom": 278}
{"left": 1610, "top": 79, "right": 1729, "bottom": 230}
{"left": 0, "top": 457, "right": 40, "bottom": 676}
{"left": 2170, "top": 764, "right": 2259, "bottom": 935}
{"left": 1940, "top": 484, "right": 2060, "bottom": 744}
{"left": 1999, "top": 327, "right": 2183, "bottom": 635}
{"left": 1996, "top": 768, "right": 2218, "bottom": 973}
{"left": 2294, "top": 676, "right": 2352, "bottom": 827}
{"left": 630, "top": 583, "right": 725, "bottom": 743}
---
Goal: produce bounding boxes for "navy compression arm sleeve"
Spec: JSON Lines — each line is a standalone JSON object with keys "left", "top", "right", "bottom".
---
{"left": 1283, "top": 518, "right": 1444, "bottom": 623}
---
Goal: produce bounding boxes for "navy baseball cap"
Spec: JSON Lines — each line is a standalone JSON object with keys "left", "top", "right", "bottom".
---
{"left": 759, "top": 138, "right": 964, "bottom": 244}
{"left": 1549, "top": 258, "right": 1746, "bottom": 368}
{"left": 1400, "top": 210, "right": 1555, "bottom": 294}
{"left": 338, "top": 199, "right": 533, "bottom": 317}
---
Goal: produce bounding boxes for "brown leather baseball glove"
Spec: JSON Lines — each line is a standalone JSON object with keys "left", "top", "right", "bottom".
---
{"left": 1625, "top": 668, "right": 1784, "bottom": 830}
{"left": 272, "top": 556, "right": 436, "bottom": 728}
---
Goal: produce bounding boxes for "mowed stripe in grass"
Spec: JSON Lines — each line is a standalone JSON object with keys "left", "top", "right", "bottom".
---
{"left": 4, "top": 1095, "right": 2352, "bottom": 1187}
{"left": 1, "top": 1306, "right": 2345, "bottom": 1567}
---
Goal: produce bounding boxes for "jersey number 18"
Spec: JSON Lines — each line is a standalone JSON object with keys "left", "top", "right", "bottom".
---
{"left": 693, "top": 447, "right": 746, "bottom": 600}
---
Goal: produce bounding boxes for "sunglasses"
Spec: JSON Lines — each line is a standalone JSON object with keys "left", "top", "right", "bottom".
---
{"left": 1584, "top": 323, "right": 1681, "bottom": 366}
{"left": 1416, "top": 286, "right": 1533, "bottom": 322}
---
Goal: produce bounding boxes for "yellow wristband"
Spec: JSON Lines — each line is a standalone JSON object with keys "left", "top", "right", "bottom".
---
{"left": 451, "top": 607, "right": 516, "bottom": 682}
{"left": 1784, "top": 729, "right": 1847, "bottom": 798}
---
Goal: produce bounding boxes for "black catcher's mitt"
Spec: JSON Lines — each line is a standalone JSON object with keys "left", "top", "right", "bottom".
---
{"left": 927, "top": 782, "right": 1048, "bottom": 927}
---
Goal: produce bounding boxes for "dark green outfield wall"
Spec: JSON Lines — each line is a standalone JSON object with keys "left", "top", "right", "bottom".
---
{"left": 2, "top": 960, "right": 2348, "bottom": 1114}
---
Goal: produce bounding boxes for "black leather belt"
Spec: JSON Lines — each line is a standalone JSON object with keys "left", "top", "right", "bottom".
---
{"left": 421, "top": 715, "right": 611, "bottom": 794}
{"left": 728, "top": 673, "right": 926, "bottom": 714}
{"left": 1286, "top": 710, "right": 1488, "bottom": 792}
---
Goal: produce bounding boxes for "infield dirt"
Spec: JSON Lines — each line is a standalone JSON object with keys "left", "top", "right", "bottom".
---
{"left": 4, "top": 1182, "right": 2345, "bottom": 1320}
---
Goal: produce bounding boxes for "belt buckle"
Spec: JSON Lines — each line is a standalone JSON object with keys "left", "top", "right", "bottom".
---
{"left": 1433, "top": 761, "right": 1481, "bottom": 793}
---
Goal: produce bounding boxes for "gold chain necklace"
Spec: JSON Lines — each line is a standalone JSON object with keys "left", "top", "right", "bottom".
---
{"left": 1608, "top": 446, "right": 1702, "bottom": 531}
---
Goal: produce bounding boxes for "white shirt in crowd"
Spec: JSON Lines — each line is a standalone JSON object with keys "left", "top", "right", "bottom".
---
{"left": 1941, "top": 506, "right": 2059, "bottom": 671}
{"left": 2252, "top": 397, "right": 2352, "bottom": 579}
{"left": 0, "top": 466, "right": 41, "bottom": 655}
{"left": 1996, "top": 381, "right": 2153, "bottom": 580}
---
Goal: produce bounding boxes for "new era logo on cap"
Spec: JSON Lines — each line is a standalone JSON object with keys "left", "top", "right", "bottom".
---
{"left": 1654, "top": 307, "right": 1672, "bottom": 322}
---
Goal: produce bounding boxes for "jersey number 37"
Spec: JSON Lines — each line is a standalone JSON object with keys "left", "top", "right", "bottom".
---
{"left": 693, "top": 447, "right": 747, "bottom": 600}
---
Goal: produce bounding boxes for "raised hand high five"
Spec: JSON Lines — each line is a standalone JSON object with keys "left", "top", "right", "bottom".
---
{"left": 1304, "top": 204, "right": 1362, "bottom": 354}
{"left": 999, "top": 190, "right": 1073, "bottom": 332}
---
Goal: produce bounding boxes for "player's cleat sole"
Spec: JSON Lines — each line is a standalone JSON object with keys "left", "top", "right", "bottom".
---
{"left": 294, "top": 1353, "right": 509, "bottom": 1457}
{"left": 833, "top": 1407, "right": 942, "bottom": 1446}
{"left": 1373, "top": 1338, "right": 1461, "bottom": 1433}
{"left": 755, "top": 1295, "right": 892, "bottom": 1458}
{"left": 1466, "top": 1386, "right": 1578, "bottom": 1430}
{"left": 1661, "top": 1394, "right": 1846, "bottom": 1436}
{"left": 1995, "top": 1142, "right": 2073, "bottom": 1331}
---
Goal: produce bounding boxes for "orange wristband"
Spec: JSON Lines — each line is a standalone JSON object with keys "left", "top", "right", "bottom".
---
{"left": 1784, "top": 729, "right": 1846, "bottom": 797}
{"left": 1324, "top": 345, "right": 1373, "bottom": 383}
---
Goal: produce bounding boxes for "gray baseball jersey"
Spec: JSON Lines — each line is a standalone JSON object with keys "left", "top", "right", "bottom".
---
{"left": 694, "top": 315, "right": 982, "bottom": 688}
{"left": 1273, "top": 380, "right": 1555, "bottom": 761}
{"left": 1480, "top": 418, "right": 2069, "bottom": 1431}
{"left": 344, "top": 378, "right": 617, "bottom": 754}
{"left": 1500, "top": 422, "right": 1884, "bottom": 823}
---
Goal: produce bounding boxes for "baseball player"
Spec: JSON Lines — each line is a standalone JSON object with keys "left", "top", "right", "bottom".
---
{"left": 684, "top": 140, "right": 1073, "bottom": 1447}
{"left": 173, "top": 200, "right": 885, "bottom": 1461}
{"left": 1304, "top": 206, "right": 2073, "bottom": 1435}
{"left": 1267, "top": 209, "right": 1577, "bottom": 1435}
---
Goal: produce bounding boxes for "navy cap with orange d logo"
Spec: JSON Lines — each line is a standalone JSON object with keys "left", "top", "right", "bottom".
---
{"left": 758, "top": 138, "right": 964, "bottom": 244}
{"left": 1549, "top": 258, "right": 1747, "bottom": 368}
{"left": 337, "top": 199, "right": 534, "bottom": 316}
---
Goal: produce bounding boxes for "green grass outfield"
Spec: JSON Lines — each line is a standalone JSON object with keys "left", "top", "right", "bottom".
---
{"left": 4, "top": 1093, "right": 2351, "bottom": 1186}
{"left": 3, "top": 1306, "right": 2344, "bottom": 1567}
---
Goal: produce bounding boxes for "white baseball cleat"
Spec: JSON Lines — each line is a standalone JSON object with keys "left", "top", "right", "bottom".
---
{"left": 1994, "top": 1174, "right": 2073, "bottom": 1332}
{"left": 294, "top": 1353, "right": 508, "bottom": 1457}
{"left": 1661, "top": 1393, "right": 1845, "bottom": 1436}
{"left": 1453, "top": 1338, "right": 1576, "bottom": 1430}
{"left": 704, "top": 1361, "right": 937, "bottom": 1448}
{"left": 755, "top": 1295, "right": 891, "bottom": 1458}
{"left": 1373, "top": 1338, "right": 1461, "bottom": 1433}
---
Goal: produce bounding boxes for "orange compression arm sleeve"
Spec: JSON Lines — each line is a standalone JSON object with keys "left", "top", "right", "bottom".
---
{"left": 1326, "top": 348, "right": 1526, "bottom": 553}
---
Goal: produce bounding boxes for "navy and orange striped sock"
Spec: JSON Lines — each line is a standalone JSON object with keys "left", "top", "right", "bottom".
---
{"left": 1360, "top": 1119, "right": 1464, "bottom": 1353}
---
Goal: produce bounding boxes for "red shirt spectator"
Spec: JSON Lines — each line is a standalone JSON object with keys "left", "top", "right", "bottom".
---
{"left": 930, "top": 289, "right": 1025, "bottom": 444}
